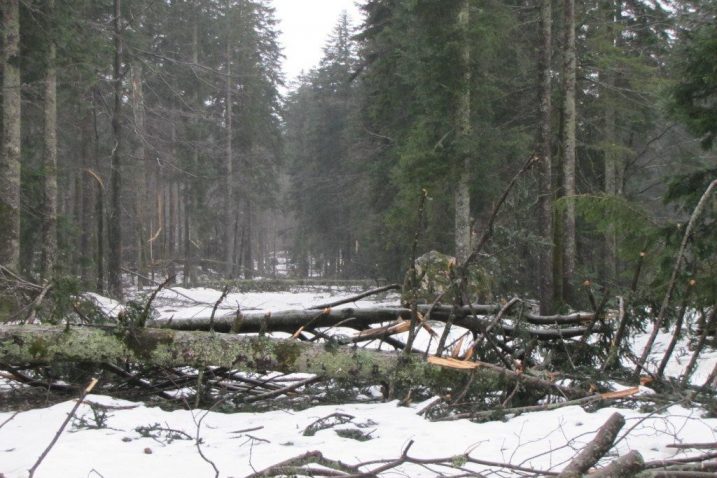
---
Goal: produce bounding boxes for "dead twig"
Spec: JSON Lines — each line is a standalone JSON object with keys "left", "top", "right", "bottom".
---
{"left": 28, "top": 377, "right": 98, "bottom": 478}
{"left": 310, "top": 284, "right": 401, "bottom": 310}
{"left": 101, "top": 363, "right": 176, "bottom": 400}
{"left": 209, "top": 285, "right": 231, "bottom": 333}
{"left": 681, "top": 304, "right": 717, "bottom": 386}
{"left": 243, "top": 376, "right": 321, "bottom": 403}
{"left": 0, "top": 411, "right": 19, "bottom": 430}
{"left": 439, "top": 388, "right": 640, "bottom": 421}
{"left": 404, "top": 188, "right": 428, "bottom": 356}
{"left": 25, "top": 282, "right": 53, "bottom": 324}
{"left": 303, "top": 412, "right": 355, "bottom": 437}
{"left": 657, "top": 280, "right": 696, "bottom": 378}
{"left": 244, "top": 450, "right": 360, "bottom": 478}
{"left": 666, "top": 443, "right": 717, "bottom": 450}
{"left": 140, "top": 275, "right": 175, "bottom": 325}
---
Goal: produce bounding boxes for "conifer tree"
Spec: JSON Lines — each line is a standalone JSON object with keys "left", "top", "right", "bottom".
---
{"left": 1, "top": 0, "right": 21, "bottom": 271}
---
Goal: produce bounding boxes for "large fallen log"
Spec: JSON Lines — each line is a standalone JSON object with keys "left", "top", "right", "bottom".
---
{"left": 0, "top": 324, "right": 582, "bottom": 397}
{"left": 146, "top": 305, "right": 607, "bottom": 340}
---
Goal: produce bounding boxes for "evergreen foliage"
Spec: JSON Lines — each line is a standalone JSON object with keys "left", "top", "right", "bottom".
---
{"left": 0, "top": 0, "right": 714, "bottom": 312}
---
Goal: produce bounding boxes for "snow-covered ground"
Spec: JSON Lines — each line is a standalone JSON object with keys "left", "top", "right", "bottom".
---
{"left": 150, "top": 285, "right": 399, "bottom": 322}
{"left": 1, "top": 287, "right": 716, "bottom": 477}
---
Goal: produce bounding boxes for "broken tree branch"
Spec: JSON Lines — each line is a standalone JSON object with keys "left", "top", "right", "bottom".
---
{"left": 634, "top": 179, "right": 717, "bottom": 379}
{"left": 310, "top": 284, "right": 401, "bottom": 310}
{"left": 28, "top": 377, "right": 98, "bottom": 478}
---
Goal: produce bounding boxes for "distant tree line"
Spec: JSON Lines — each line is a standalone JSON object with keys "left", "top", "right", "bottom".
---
{"left": 285, "top": 0, "right": 717, "bottom": 312}
{"left": 1, "top": 0, "right": 283, "bottom": 300}
{"left": 1, "top": 0, "right": 716, "bottom": 313}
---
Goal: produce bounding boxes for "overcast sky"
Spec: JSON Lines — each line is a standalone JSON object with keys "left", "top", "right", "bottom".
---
{"left": 272, "top": 0, "right": 363, "bottom": 85}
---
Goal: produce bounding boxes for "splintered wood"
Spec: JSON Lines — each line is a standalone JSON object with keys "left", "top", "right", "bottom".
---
{"left": 427, "top": 356, "right": 481, "bottom": 370}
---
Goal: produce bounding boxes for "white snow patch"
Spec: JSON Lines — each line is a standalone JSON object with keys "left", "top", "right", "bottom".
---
{"left": 1, "top": 397, "right": 715, "bottom": 478}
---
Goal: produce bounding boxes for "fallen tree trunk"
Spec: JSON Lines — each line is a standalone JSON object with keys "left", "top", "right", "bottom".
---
{"left": 426, "top": 304, "right": 595, "bottom": 326}
{"left": 147, "top": 305, "right": 606, "bottom": 340}
{"left": 558, "top": 412, "right": 626, "bottom": 478}
{"left": 0, "top": 324, "right": 582, "bottom": 397}
{"left": 590, "top": 450, "right": 644, "bottom": 478}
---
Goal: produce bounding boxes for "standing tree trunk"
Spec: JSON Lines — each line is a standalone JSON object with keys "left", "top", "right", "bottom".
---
{"left": 182, "top": 186, "right": 194, "bottom": 288}
{"left": 454, "top": 0, "right": 472, "bottom": 264}
{"left": 108, "top": 0, "right": 124, "bottom": 298}
{"left": 166, "top": 111, "right": 178, "bottom": 279}
{"left": 92, "top": 92, "right": 105, "bottom": 293}
{"left": 80, "top": 109, "right": 94, "bottom": 287}
{"left": 183, "top": 5, "right": 201, "bottom": 287}
{"left": 41, "top": 0, "right": 58, "bottom": 280}
{"left": 224, "top": 0, "right": 235, "bottom": 278}
{"left": 243, "top": 200, "right": 254, "bottom": 279}
{"left": 561, "top": 0, "right": 578, "bottom": 304}
{"left": 130, "top": 61, "right": 148, "bottom": 286}
{"left": 538, "top": 0, "right": 554, "bottom": 314}
{"left": 603, "top": 0, "right": 620, "bottom": 284}
{"left": 168, "top": 178, "right": 178, "bottom": 278}
{"left": 0, "top": 0, "right": 21, "bottom": 271}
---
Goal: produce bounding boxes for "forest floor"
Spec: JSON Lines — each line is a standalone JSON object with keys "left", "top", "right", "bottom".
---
{"left": 1, "top": 286, "right": 716, "bottom": 477}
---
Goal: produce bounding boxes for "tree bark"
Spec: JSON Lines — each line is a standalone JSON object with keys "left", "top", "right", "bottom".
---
{"left": 538, "top": 0, "right": 554, "bottom": 314}
{"left": 0, "top": 324, "right": 578, "bottom": 396}
{"left": 130, "top": 60, "right": 148, "bottom": 285}
{"left": 0, "top": 0, "right": 21, "bottom": 271}
{"left": 558, "top": 412, "right": 625, "bottom": 478}
{"left": 680, "top": 304, "right": 717, "bottom": 386}
{"left": 590, "top": 450, "right": 644, "bottom": 478}
{"left": 108, "top": 0, "right": 124, "bottom": 298}
{"left": 92, "top": 92, "right": 105, "bottom": 292}
{"left": 603, "top": 0, "right": 621, "bottom": 284}
{"left": 183, "top": 186, "right": 193, "bottom": 286}
{"left": 42, "top": 0, "right": 58, "bottom": 280}
{"left": 146, "top": 304, "right": 605, "bottom": 340}
{"left": 224, "top": 0, "right": 235, "bottom": 278}
{"left": 454, "top": 0, "right": 472, "bottom": 264}
{"left": 243, "top": 199, "right": 254, "bottom": 279}
{"left": 80, "top": 110, "right": 94, "bottom": 286}
{"left": 182, "top": 4, "right": 200, "bottom": 287}
{"left": 561, "top": 0, "right": 578, "bottom": 304}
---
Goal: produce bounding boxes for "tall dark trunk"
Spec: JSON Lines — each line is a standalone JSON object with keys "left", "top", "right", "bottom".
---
{"left": 454, "top": 0, "right": 472, "bottom": 264}
{"left": 603, "top": 0, "right": 621, "bottom": 284}
{"left": 183, "top": 6, "right": 201, "bottom": 287}
{"left": 130, "top": 61, "right": 148, "bottom": 286}
{"left": 243, "top": 201, "right": 253, "bottom": 279}
{"left": 223, "top": 0, "right": 235, "bottom": 277}
{"left": 182, "top": 188, "right": 193, "bottom": 286}
{"left": 80, "top": 110, "right": 93, "bottom": 287}
{"left": 538, "top": 0, "right": 554, "bottom": 314}
{"left": 108, "top": 0, "right": 124, "bottom": 298}
{"left": 92, "top": 94, "right": 105, "bottom": 293}
{"left": 167, "top": 116, "right": 178, "bottom": 279}
{"left": 0, "top": 0, "right": 21, "bottom": 271}
{"left": 41, "top": 0, "right": 58, "bottom": 280}
{"left": 561, "top": 0, "right": 577, "bottom": 305}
